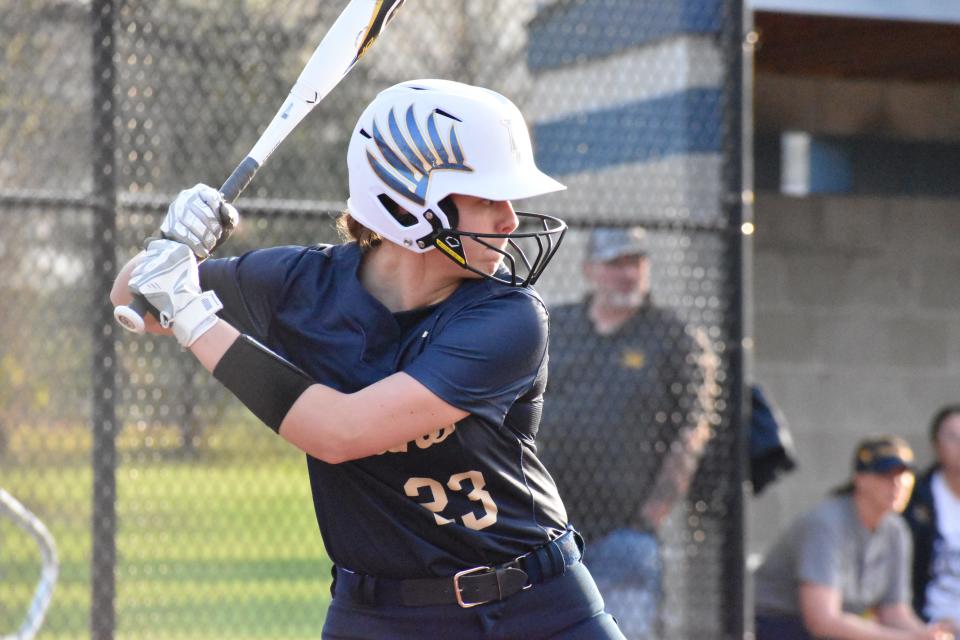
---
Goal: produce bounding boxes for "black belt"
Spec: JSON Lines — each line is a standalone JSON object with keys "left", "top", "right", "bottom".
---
{"left": 332, "top": 529, "right": 582, "bottom": 608}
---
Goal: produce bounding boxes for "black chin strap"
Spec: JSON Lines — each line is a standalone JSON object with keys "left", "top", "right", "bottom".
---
{"left": 414, "top": 196, "right": 459, "bottom": 253}
{"left": 437, "top": 195, "right": 459, "bottom": 229}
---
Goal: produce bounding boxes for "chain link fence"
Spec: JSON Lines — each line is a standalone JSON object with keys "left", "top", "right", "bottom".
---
{"left": 1, "top": 1, "right": 746, "bottom": 638}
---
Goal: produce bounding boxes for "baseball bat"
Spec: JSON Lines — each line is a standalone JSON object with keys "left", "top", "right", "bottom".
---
{"left": 114, "top": 0, "right": 406, "bottom": 334}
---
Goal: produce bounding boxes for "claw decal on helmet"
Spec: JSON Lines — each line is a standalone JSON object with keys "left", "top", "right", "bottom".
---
{"left": 367, "top": 105, "right": 473, "bottom": 206}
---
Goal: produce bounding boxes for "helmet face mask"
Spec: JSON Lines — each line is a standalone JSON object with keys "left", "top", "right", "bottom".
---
{"left": 421, "top": 207, "right": 567, "bottom": 287}
{"left": 347, "top": 79, "right": 567, "bottom": 287}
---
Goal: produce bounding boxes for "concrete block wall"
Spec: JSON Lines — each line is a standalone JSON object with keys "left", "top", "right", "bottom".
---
{"left": 750, "top": 74, "right": 960, "bottom": 556}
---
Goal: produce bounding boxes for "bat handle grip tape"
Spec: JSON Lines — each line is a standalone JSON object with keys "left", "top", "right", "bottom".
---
{"left": 114, "top": 295, "right": 151, "bottom": 334}
{"left": 220, "top": 156, "right": 261, "bottom": 203}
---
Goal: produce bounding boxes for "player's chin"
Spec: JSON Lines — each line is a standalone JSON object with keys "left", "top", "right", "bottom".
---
{"left": 476, "top": 255, "right": 506, "bottom": 276}
{"left": 461, "top": 249, "right": 500, "bottom": 272}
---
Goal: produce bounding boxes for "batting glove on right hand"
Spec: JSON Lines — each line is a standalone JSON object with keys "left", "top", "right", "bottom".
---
{"left": 159, "top": 184, "right": 239, "bottom": 259}
{"left": 129, "top": 239, "right": 223, "bottom": 347}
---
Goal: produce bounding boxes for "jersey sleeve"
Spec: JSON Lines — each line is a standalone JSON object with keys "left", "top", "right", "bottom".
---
{"left": 199, "top": 246, "right": 306, "bottom": 341}
{"left": 403, "top": 291, "right": 548, "bottom": 426}
{"left": 795, "top": 508, "right": 844, "bottom": 589}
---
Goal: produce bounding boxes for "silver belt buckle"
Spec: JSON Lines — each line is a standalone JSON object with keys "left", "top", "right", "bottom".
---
{"left": 453, "top": 565, "right": 493, "bottom": 608}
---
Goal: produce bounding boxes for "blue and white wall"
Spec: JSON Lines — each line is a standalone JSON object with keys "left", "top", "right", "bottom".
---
{"left": 524, "top": 0, "right": 729, "bottom": 227}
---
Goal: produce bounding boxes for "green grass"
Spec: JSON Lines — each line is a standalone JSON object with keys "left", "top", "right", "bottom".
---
{"left": 1, "top": 422, "right": 331, "bottom": 639}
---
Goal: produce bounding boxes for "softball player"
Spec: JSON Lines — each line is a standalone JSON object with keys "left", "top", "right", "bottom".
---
{"left": 112, "top": 79, "right": 625, "bottom": 639}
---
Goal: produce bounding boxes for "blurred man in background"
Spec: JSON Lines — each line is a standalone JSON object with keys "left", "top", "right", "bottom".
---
{"left": 906, "top": 405, "right": 960, "bottom": 633}
{"left": 539, "top": 226, "right": 716, "bottom": 639}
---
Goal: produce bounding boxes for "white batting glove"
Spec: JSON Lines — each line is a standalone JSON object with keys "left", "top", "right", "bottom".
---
{"left": 160, "top": 184, "right": 239, "bottom": 259}
{"left": 129, "top": 239, "right": 223, "bottom": 347}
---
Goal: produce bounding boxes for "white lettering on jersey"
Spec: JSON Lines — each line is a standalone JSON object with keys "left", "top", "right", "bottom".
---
{"left": 377, "top": 424, "right": 457, "bottom": 455}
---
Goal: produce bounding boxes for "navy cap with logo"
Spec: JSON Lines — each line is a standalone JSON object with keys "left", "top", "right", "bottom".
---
{"left": 587, "top": 226, "right": 648, "bottom": 263}
{"left": 853, "top": 435, "right": 915, "bottom": 474}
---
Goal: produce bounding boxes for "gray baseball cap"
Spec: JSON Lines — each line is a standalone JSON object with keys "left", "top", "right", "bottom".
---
{"left": 587, "top": 226, "right": 648, "bottom": 262}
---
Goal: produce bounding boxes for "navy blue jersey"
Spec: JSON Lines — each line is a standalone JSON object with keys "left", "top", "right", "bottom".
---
{"left": 538, "top": 301, "right": 701, "bottom": 542}
{"left": 200, "top": 242, "right": 568, "bottom": 578}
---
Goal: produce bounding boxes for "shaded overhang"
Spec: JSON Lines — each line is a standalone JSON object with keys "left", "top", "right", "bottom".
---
{"left": 751, "top": 4, "right": 960, "bottom": 82}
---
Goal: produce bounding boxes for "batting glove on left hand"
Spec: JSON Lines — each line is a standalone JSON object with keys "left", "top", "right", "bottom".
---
{"left": 129, "top": 239, "right": 223, "bottom": 347}
{"left": 159, "top": 184, "right": 239, "bottom": 259}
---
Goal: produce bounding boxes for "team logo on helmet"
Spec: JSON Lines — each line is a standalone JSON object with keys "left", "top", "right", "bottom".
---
{"left": 366, "top": 105, "right": 473, "bottom": 206}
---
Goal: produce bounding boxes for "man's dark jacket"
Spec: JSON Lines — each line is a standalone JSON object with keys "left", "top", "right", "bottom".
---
{"left": 903, "top": 466, "right": 941, "bottom": 620}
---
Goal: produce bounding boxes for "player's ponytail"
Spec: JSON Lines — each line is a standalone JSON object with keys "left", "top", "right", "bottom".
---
{"left": 336, "top": 211, "right": 382, "bottom": 252}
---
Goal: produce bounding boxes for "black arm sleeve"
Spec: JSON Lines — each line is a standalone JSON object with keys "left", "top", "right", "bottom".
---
{"left": 213, "top": 334, "right": 315, "bottom": 433}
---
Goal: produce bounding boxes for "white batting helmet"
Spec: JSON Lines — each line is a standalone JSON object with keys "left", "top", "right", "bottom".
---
{"left": 346, "top": 79, "right": 567, "bottom": 286}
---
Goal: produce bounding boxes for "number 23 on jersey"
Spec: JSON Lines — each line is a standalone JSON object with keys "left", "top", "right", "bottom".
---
{"left": 404, "top": 470, "right": 498, "bottom": 531}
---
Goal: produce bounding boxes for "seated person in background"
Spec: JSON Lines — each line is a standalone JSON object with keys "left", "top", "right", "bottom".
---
{"left": 905, "top": 406, "right": 960, "bottom": 633}
{"left": 753, "top": 435, "right": 955, "bottom": 640}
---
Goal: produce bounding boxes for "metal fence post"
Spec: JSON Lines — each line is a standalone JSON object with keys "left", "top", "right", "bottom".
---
{"left": 90, "top": 0, "right": 119, "bottom": 637}
{"left": 722, "top": 0, "right": 751, "bottom": 637}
